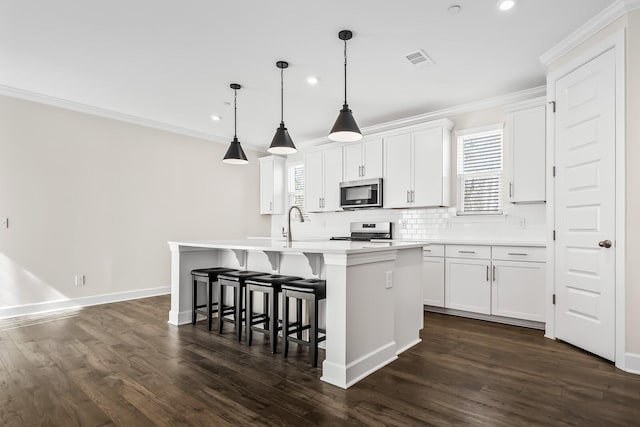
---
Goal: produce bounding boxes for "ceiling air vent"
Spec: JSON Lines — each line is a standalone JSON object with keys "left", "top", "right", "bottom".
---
{"left": 403, "top": 49, "right": 435, "bottom": 68}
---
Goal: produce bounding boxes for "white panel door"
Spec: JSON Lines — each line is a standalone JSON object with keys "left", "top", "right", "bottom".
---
{"left": 445, "top": 258, "right": 491, "bottom": 314}
{"left": 384, "top": 134, "right": 411, "bottom": 208}
{"left": 423, "top": 257, "right": 445, "bottom": 307}
{"left": 555, "top": 49, "right": 616, "bottom": 361}
{"left": 412, "top": 128, "right": 444, "bottom": 207}
{"left": 304, "top": 151, "right": 324, "bottom": 213}
{"left": 362, "top": 138, "right": 383, "bottom": 179}
{"left": 492, "top": 261, "right": 545, "bottom": 322}
{"left": 343, "top": 143, "right": 362, "bottom": 182}
{"left": 322, "top": 147, "right": 343, "bottom": 211}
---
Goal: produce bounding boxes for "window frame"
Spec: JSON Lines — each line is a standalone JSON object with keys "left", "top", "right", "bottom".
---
{"left": 456, "top": 123, "right": 505, "bottom": 216}
{"left": 286, "top": 160, "right": 305, "bottom": 220}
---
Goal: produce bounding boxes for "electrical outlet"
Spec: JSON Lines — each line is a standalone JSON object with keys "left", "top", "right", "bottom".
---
{"left": 385, "top": 271, "right": 393, "bottom": 289}
{"left": 0, "top": 217, "right": 8, "bottom": 229}
{"left": 75, "top": 274, "right": 85, "bottom": 287}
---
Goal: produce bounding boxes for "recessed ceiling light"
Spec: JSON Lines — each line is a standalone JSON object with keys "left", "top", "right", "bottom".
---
{"left": 210, "top": 114, "right": 222, "bottom": 121}
{"left": 306, "top": 76, "right": 319, "bottom": 86}
{"left": 448, "top": 5, "right": 462, "bottom": 14}
{"left": 497, "top": 0, "right": 515, "bottom": 11}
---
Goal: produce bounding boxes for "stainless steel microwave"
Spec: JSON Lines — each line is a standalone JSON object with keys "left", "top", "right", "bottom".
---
{"left": 340, "top": 178, "right": 383, "bottom": 209}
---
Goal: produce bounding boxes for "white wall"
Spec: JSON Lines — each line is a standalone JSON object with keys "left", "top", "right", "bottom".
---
{"left": 0, "top": 95, "right": 270, "bottom": 313}
{"left": 271, "top": 105, "right": 546, "bottom": 243}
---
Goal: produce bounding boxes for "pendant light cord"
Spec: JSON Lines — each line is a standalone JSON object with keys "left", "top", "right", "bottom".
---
{"left": 280, "top": 66, "right": 284, "bottom": 124}
{"left": 233, "top": 88, "right": 238, "bottom": 138}
{"left": 343, "top": 38, "right": 348, "bottom": 106}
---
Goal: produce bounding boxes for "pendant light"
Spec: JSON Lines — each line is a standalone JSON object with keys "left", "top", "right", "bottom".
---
{"left": 268, "top": 61, "right": 297, "bottom": 155}
{"left": 223, "top": 83, "right": 249, "bottom": 165}
{"left": 329, "top": 30, "right": 362, "bottom": 142}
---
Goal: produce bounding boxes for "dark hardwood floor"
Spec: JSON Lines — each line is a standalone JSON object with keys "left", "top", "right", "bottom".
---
{"left": 1, "top": 295, "right": 639, "bottom": 426}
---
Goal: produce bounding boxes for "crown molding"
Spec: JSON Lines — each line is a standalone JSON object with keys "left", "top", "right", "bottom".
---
{"left": 296, "top": 85, "right": 546, "bottom": 150}
{"left": 540, "top": 0, "right": 640, "bottom": 67}
{"left": 503, "top": 96, "right": 547, "bottom": 113}
{"left": 0, "top": 84, "right": 267, "bottom": 153}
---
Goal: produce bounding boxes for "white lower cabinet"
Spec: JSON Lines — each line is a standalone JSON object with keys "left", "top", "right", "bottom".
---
{"left": 429, "top": 244, "right": 546, "bottom": 326}
{"left": 423, "top": 245, "right": 445, "bottom": 307}
{"left": 445, "top": 257, "right": 491, "bottom": 315}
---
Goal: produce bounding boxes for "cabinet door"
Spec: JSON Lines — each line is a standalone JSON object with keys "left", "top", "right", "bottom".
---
{"left": 423, "top": 257, "right": 445, "bottom": 307}
{"left": 445, "top": 258, "right": 491, "bottom": 314}
{"left": 509, "top": 105, "right": 546, "bottom": 203}
{"left": 384, "top": 134, "right": 412, "bottom": 208}
{"left": 304, "top": 151, "right": 324, "bottom": 212}
{"left": 322, "top": 147, "right": 343, "bottom": 211}
{"left": 259, "top": 158, "right": 274, "bottom": 214}
{"left": 412, "top": 128, "right": 446, "bottom": 207}
{"left": 491, "top": 260, "right": 545, "bottom": 322}
{"left": 343, "top": 143, "right": 362, "bottom": 182}
{"left": 362, "top": 139, "right": 383, "bottom": 179}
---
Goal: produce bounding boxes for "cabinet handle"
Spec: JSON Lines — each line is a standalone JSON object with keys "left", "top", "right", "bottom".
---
{"left": 486, "top": 265, "right": 489, "bottom": 282}
{"left": 493, "top": 265, "right": 496, "bottom": 282}
{"left": 509, "top": 182, "right": 513, "bottom": 198}
{"left": 407, "top": 190, "right": 411, "bottom": 203}
{"left": 459, "top": 250, "right": 476, "bottom": 254}
{"left": 322, "top": 198, "right": 325, "bottom": 208}
{"left": 507, "top": 252, "right": 528, "bottom": 256}
{"left": 269, "top": 201, "right": 272, "bottom": 211}
{"left": 412, "top": 190, "right": 415, "bottom": 202}
{"left": 362, "top": 165, "right": 366, "bottom": 177}
{"left": 424, "top": 249, "right": 432, "bottom": 252}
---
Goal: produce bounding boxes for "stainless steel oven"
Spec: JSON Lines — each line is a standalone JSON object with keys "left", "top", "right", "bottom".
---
{"left": 339, "top": 178, "right": 383, "bottom": 209}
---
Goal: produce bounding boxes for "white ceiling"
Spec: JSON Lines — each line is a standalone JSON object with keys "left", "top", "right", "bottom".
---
{"left": 0, "top": 0, "right": 615, "bottom": 149}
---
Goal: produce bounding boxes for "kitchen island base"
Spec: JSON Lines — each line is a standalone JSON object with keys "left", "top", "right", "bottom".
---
{"left": 168, "top": 240, "right": 424, "bottom": 389}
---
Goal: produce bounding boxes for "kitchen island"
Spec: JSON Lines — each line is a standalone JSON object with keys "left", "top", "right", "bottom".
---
{"left": 167, "top": 238, "right": 424, "bottom": 389}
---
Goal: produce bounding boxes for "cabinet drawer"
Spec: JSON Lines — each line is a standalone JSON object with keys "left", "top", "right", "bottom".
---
{"left": 423, "top": 244, "right": 445, "bottom": 258}
{"left": 492, "top": 246, "right": 546, "bottom": 262}
{"left": 445, "top": 245, "right": 491, "bottom": 259}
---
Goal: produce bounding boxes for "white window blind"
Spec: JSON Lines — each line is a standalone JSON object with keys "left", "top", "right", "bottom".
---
{"left": 457, "top": 128, "right": 504, "bottom": 214}
{"left": 288, "top": 164, "right": 305, "bottom": 219}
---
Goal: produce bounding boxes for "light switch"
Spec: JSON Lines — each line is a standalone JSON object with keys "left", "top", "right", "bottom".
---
{"left": 75, "top": 274, "right": 85, "bottom": 287}
{"left": 0, "top": 218, "right": 7, "bottom": 228}
{"left": 385, "top": 271, "right": 393, "bottom": 289}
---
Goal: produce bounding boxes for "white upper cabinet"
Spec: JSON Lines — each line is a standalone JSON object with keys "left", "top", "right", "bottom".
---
{"left": 304, "top": 147, "right": 343, "bottom": 212}
{"left": 383, "top": 120, "right": 452, "bottom": 208}
{"left": 343, "top": 139, "right": 383, "bottom": 182}
{"left": 506, "top": 99, "right": 546, "bottom": 203}
{"left": 259, "top": 156, "right": 285, "bottom": 214}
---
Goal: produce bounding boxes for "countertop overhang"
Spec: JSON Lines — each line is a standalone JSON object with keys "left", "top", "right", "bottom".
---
{"left": 168, "top": 238, "right": 426, "bottom": 255}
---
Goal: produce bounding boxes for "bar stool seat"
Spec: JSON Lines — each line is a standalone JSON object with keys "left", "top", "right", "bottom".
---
{"left": 281, "top": 279, "right": 327, "bottom": 368}
{"left": 217, "top": 270, "right": 265, "bottom": 341}
{"left": 191, "top": 267, "right": 237, "bottom": 331}
{"left": 245, "top": 274, "right": 302, "bottom": 353}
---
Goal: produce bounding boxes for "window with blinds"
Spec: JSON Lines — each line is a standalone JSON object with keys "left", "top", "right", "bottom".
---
{"left": 288, "top": 163, "right": 305, "bottom": 219}
{"left": 457, "top": 127, "right": 504, "bottom": 214}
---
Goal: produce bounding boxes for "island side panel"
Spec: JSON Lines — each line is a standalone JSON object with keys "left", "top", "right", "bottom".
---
{"left": 168, "top": 245, "right": 222, "bottom": 325}
{"left": 322, "top": 250, "right": 400, "bottom": 389}
{"left": 393, "top": 246, "right": 424, "bottom": 353}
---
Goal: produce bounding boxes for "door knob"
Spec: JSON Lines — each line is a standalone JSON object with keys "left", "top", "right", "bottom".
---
{"left": 598, "top": 240, "right": 612, "bottom": 248}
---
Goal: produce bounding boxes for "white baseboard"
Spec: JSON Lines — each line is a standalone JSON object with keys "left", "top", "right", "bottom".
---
{"left": 0, "top": 286, "right": 170, "bottom": 320}
{"left": 168, "top": 309, "right": 193, "bottom": 326}
{"left": 396, "top": 338, "right": 422, "bottom": 355}
{"left": 625, "top": 353, "right": 640, "bottom": 375}
{"left": 321, "top": 341, "right": 398, "bottom": 389}
{"left": 425, "top": 306, "right": 545, "bottom": 330}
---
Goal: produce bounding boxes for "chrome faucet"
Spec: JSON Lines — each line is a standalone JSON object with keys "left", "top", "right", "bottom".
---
{"left": 287, "top": 205, "right": 305, "bottom": 242}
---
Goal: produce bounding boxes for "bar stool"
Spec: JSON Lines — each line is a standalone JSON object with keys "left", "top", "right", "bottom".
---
{"left": 217, "top": 270, "right": 265, "bottom": 341}
{"left": 245, "top": 274, "right": 302, "bottom": 353}
{"left": 191, "top": 267, "right": 237, "bottom": 330}
{"left": 282, "top": 279, "right": 327, "bottom": 368}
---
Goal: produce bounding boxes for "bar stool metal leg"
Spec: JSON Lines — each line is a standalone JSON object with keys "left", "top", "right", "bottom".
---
{"left": 192, "top": 279, "right": 198, "bottom": 325}
{"left": 283, "top": 293, "right": 290, "bottom": 359}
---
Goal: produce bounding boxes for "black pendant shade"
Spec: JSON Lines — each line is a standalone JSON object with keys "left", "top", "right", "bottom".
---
{"left": 222, "top": 83, "right": 249, "bottom": 165}
{"left": 328, "top": 30, "right": 362, "bottom": 142}
{"left": 268, "top": 61, "right": 297, "bottom": 155}
{"left": 329, "top": 103, "right": 362, "bottom": 142}
{"left": 223, "top": 137, "right": 248, "bottom": 164}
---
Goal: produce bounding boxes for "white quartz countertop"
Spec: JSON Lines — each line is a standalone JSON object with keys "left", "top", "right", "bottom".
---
{"left": 406, "top": 239, "right": 547, "bottom": 247}
{"left": 168, "top": 238, "right": 426, "bottom": 254}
